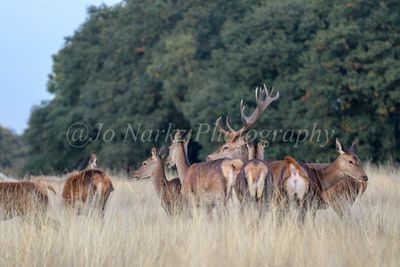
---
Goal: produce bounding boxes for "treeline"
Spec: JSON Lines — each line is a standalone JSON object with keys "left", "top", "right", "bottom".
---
{"left": 23, "top": 0, "right": 400, "bottom": 173}
{"left": 0, "top": 126, "right": 27, "bottom": 176}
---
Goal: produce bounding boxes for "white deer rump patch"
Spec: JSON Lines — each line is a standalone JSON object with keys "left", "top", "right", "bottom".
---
{"left": 285, "top": 164, "right": 309, "bottom": 201}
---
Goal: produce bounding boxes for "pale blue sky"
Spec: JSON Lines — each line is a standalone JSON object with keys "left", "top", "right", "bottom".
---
{"left": 0, "top": 0, "right": 121, "bottom": 134}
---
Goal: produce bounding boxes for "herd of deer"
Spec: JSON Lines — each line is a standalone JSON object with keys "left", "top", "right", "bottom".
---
{"left": 0, "top": 153, "right": 114, "bottom": 220}
{"left": 0, "top": 85, "right": 368, "bottom": 223}
{"left": 132, "top": 86, "right": 369, "bottom": 222}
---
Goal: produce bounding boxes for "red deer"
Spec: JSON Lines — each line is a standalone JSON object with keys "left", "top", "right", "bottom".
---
{"left": 267, "top": 139, "right": 368, "bottom": 220}
{"left": 0, "top": 181, "right": 56, "bottom": 220}
{"left": 131, "top": 147, "right": 182, "bottom": 215}
{"left": 271, "top": 156, "right": 324, "bottom": 223}
{"left": 166, "top": 130, "right": 243, "bottom": 213}
{"left": 206, "top": 86, "right": 367, "bottom": 216}
{"left": 234, "top": 159, "right": 273, "bottom": 211}
{"left": 62, "top": 169, "right": 114, "bottom": 214}
{"left": 233, "top": 140, "right": 270, "bottom": 209}
{"left": 309, "top": 139, "right": 368, "bottom": 217}
{"left": 206, "top": 86, "right": 278, "bottom": 206}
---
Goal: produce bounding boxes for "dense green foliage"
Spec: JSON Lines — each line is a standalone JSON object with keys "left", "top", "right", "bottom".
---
{"left": 0, "top": 126, "right": 27, "bottom": 176}
{"left": 23, "top": 0, "right": 400, "bottom": 173}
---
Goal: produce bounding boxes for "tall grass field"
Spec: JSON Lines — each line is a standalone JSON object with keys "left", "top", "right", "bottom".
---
{"left": 0, "top": 165, "right": 399, "bottom": 267}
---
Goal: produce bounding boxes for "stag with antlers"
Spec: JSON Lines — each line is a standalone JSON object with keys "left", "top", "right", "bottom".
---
{"left": 205, "top": 85, "right": 279, "bottom": 208}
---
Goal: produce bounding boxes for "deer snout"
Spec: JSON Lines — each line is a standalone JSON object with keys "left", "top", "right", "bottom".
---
{"left": 130, "top": 171, "right": 141, "bottom": 180}
{"left": 362, "top": 175, "right": 368, "bottom": 182}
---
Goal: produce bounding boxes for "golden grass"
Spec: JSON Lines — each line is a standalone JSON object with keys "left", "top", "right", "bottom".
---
{"left": 0, "top": 165, "right": 399, "bottom": 267}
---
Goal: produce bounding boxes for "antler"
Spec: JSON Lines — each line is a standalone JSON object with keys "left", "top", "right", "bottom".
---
{"left": 215, "top": 117, "right": 239, "bottom": 142}
{"left": 216, "top": 85, "right": 279, "bottom": 142}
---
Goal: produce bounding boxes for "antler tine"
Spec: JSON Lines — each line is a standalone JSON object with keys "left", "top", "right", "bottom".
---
{"left": 259, "top": 84, "right": 279, "bottom": 107}
{"left": 173, "top": 129, "right": 181, "bottom": 142}
{"left": 240, "top": 85, "right": 279, "bottom": 131}
{"left": 215, "top": 116, "right": 239, "bottom": 142}
{"left": 215, "top": 117, "right": 230, "bottom": 136}
{"left": 185, "top": 129, "right": 192, "bottom": 141}
{"left": 216, "top": 84, "right": 279, "bottom": 140}
{"left": 225, "top": 117, "right": 236, "bottom": 132}
{"left": 240, "top": 87, "right": 261, "bottom": 129}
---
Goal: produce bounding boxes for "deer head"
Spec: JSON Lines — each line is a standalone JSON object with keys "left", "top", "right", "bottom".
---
{"left": 165, "top": 130, "right": 191, "bottom": 168}
{"left": 206, "top": 85, "right": 279, "bottom": 162}
{"left": 86, "top": 153, "right": 98, "bottom": 169}
{"left": 334, "top": 139, "right": 368, "bottom": 182}
{"left": 131, "top": 147, "right": 160, "bottom": 180}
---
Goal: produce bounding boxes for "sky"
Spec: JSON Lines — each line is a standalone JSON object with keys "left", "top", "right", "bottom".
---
{"left": 0, "top": 0, "right": 122, "bottom": 134}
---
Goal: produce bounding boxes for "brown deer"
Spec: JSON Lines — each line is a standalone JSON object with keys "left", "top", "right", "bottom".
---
{"left": 206, "top": 85, "right": 279, "bottom": 162}
{"left": 166, "top": 130, "right": 243, "bottom": 213}
{"left": 205, "top": 86, "right": 278, "bottom": 206}
{"left": 207, "top": 91, "right": 367, "bottom": 217}
{"left": 131, "top": 147, "right": 182, "bottom": 215}
{"left": 235, "top": 138, "right": 270, "bottom": 207}
{"left": 309, "top": 139, "right": 368, "bottom": 217}
{"left": 271, "top": 156, "right": 324, "bottom": 223}
{"left": 0, "top": 181, "right": 56, "bottom": 220}
{"left": 234, "top": 159, "right": 273, "bottom": 211}
{"left": 62, "top": 169, "right": 114, "bottom": 215}
{"left": 267, "top": 139, "right": 368, "bottom": 219}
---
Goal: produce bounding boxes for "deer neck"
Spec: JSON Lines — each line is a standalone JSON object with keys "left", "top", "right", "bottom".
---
{"left": 247, "top": 144, "right": 255, "bottom": 160}
{"left": 316, "top": 159, "right": 346, "bottom": 191}
{"left": 255, "top": 147, "right": 264, "bottom": 161}
{"left": 175, "top": 142, "right": 190, "bottom": 184}
{"left": 152, "top": 159, "right": 166, "bottom": 194}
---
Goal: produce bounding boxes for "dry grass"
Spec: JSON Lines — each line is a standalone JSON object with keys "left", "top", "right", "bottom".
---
{"left": 0, "top": 164, "right": 399, "bottom": 267}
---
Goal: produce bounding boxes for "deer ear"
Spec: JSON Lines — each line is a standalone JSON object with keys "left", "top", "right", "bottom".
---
{"left": 151, "top": 147, "right": 157, "bottom": 159}
{"left": 349, "top": 139, "right": 359, "bottom": 154}
{"left": 185, "top": 129, "right": 192, "bottom": 142}
{"left": 336, "top": 138, "right": 345, "bottom": 155}
{"left": 157, "top": 146, "right": 167, "bottom": 159}
{"left": 173, "top": 130, "right": 181, "bottom": 141}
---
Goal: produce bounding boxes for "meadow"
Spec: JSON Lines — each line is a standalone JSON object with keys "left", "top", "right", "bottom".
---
{"left": 0, "top": 164, "right": 399, "bottom": 267}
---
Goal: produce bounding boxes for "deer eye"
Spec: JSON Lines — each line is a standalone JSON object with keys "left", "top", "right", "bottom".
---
{"left": 222, "top": 146, "right": 229, "bottom": 151}
{"left": 143, "top": 162, "right": 147, "bottom": 166}
{"left": 349, "top": 160, "right": 354, "bottom": 165}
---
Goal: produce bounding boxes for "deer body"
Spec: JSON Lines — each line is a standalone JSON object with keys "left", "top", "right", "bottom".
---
{"left": 263, "top": 157, "right": 323, "bottom": 223}
{"left": 131, "top": 148, "right": 182, "bottom": 215}
{"left": 166, "top": 131, "right": 243, "bottom": 210}
{"left": 308, "top": 163, "right": 367, "bottom": 216}
{"left": 266, "top": 140, "right": 368, "bottom": 219}
{"left": 234, "top": 159, "right": 273, "bottom": 210}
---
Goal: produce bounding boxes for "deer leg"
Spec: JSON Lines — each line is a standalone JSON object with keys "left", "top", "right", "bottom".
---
{"left": 298, "top": 205, "right": 307, "bottom": 225}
